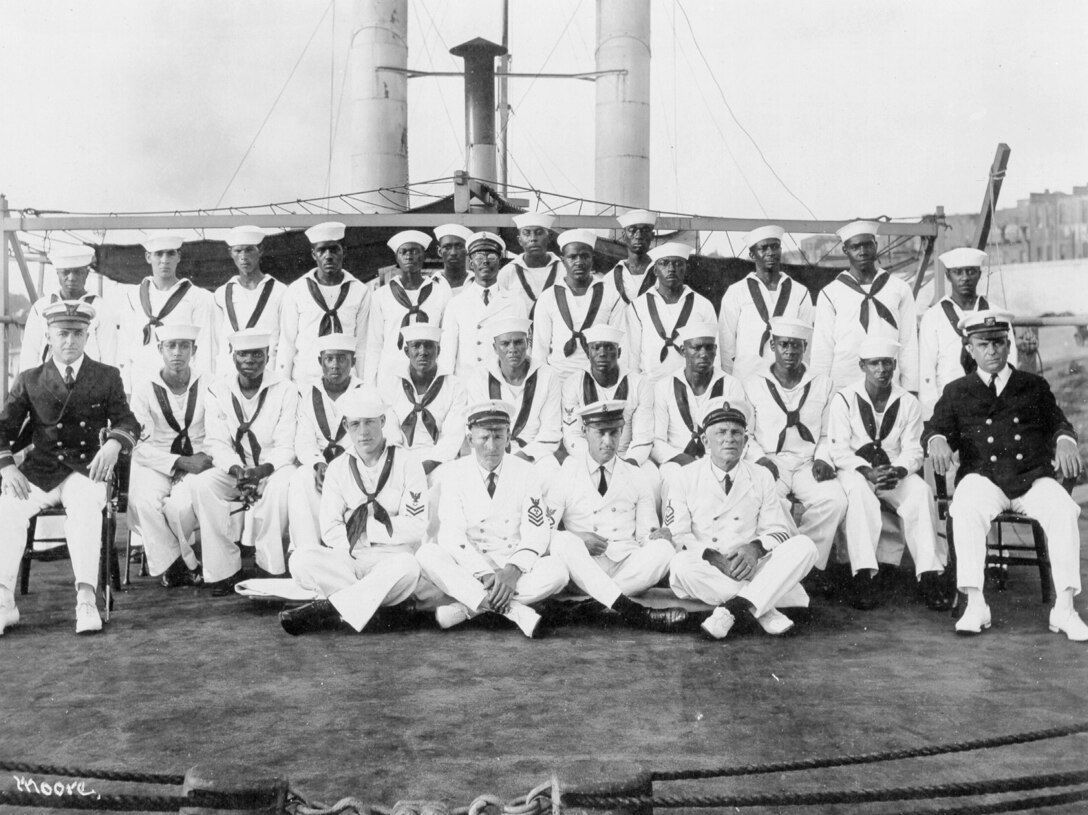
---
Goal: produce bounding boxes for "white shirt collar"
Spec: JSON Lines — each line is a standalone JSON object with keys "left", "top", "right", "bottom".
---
{"left": 586, "top": 454, "right": 616, "bottom": 477}
{"left": 709, "top": 459, "right": 741, "bottom": 482}
{"left": 476, "top": 457, "right": 504, "bottom": 483}
{"left": 53, "top": 355, "right": 85, "bottom": 379}
{"left": 977, "top": 364, "right": 1012, "bottom": 389}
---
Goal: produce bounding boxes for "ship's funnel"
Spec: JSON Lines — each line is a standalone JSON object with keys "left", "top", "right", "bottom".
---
{"left": 450, "top": 37, "right": 508, "bottom": 186}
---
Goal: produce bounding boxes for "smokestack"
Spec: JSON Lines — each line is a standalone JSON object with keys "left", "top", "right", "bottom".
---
{"left": 450, "top": 37, "right": 507, "bottom": 186}
{"left": 350, "top": 0, "right": 409, "bottom": 211}
{"left": 595, "top": 0, "right": 651, "bottom": 211}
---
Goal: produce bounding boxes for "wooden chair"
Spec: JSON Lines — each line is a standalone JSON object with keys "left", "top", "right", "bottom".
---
{"left": 932, "top": 472, "right": 1064, "bottom": 603}
{"left": 17, "top": 434, "right": 132, "bottom": 621}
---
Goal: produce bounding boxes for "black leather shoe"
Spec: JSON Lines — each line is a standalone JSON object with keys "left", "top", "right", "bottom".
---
{"left": 159, "top": 558, "right": 203, "bottom": 588}
{"left": 279, "top": 599, "right": 340, "bottom": 636}
{"left": 919, "top": 572, "right": 952, "bottom": 612}
{"left": 640, "top": 607, "right": 690, "bottom": 633}
{"left": 209, "top": 569, "right": 251, "bottom": 597}
{"left": 851, "top": 572, "right": 881, "bottom": 611}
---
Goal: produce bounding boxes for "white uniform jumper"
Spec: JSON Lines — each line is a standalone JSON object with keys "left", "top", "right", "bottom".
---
{"left": 364, "top": 275, "right": 453, "bottom": 386}
{"left": 278, "top": 268, "right": 370, "bottom": 385}
{"left": 627, "top": 286, "right": 717, "bottom": 384}
{"left": 213, "top": 276, "right": 287, "bottom": 374}
{"left": 718, "top": 273, "right": 814, "bottom": 382}
{"left": 531, "top": 278, "right": 627, "bottom": 382}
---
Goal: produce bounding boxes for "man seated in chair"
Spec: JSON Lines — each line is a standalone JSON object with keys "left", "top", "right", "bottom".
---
{"left": 190, "top": 329, "right": 298, "bottom": 595}
{"left": 129, "top": 323, "right": 211, "bottom": 588}
{"left": 415, "top": 401, "right": 569, "bottom": 638}
{"left": 829, "top": 336, "right": 947, "bottom": 611}
{"left": 0, "top": 301, "right": 139, "bottom": 635}
{"left": 665, "top": 400, "right": 818, "bottom": 640}
{"left": 547, "top": 400, "right": 688, "bottom": 631}
{"left": 279, "top": 387, "right": 428, "bottom": 636}
{"left": 924, "top": 309, "right": 1086, "bottom": 639}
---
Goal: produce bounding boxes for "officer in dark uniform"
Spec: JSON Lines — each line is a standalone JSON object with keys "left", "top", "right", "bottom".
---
{"left": 0, "top": 300, "right": 139, "bottom": 636}
{"left": 924, "top": 309, "right": 1085, "bottom": 639}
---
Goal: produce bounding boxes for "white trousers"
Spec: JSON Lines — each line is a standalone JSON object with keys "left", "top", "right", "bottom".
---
{"left": 188, "top": 465, "right": 296, "bottom": 582}
{"left": 414, "top": 543, "right": 568, "bottom": 611}
{"left": 127, "top": 463, "right": 199, "bottom": 576}
{"left": 669, "top": 535, "right": 817, "bottom": 618}
{"left": 0, "top": 472, "right": 105, "bottom": 591}
{"left": 775, "top": 461, "right": 848, "bottom": 570}
{"left": 286, "top": 465, "right": 323, "bottom": 551}
{"left": 837, "top": 470, "right": 944, "bottom": 576}
{"left": 549, "top": 532, "right": 674, "bottom": 606}
{"left": 950, "top": 474, "right": 1082, "bottom": 594}
{"left": 289, "top": 547, "right": 420, "bottom": 632}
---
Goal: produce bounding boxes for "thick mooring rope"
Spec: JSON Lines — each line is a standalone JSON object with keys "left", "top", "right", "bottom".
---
{"left": 0, "top": 761, "right": 183, "bottom": 786}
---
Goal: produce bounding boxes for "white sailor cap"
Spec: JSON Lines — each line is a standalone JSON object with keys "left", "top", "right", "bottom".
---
{"left": 676, "top": 321, "right": 718, "bottom": 344}
{"left": 434, "top": 224, "right": 474, "bottom": 243}
{"left": 50, "top": 246, "right": 95, "bottom": 270}
{"left": 228, "top": 328, "right": 273, "bottom": 351}
{"left": 616, "top": 209, "right": 658, "bottom": 229}
{"left": 488, "top": 316, "right": 532, "bottom": 339}
{"left": 388, "top": 230, "right": 433, "bottom": 253}
{"left": 315, "top": 333, "right": 357, "bottom": 355}
{"left": 769, "top": 316, "right": 813, "bottom": 343}
{"left": 743, "top": 225, "right": 785, "bottom": 252}
{"left": 858, "top": 336, "right": 901, "bottom": 360}
{"left": 576, "top": 399, "right": 627, "bottom": 428}
{"left": 648, "top": 242, "right": 694, "bottom": 263}
{"left": 939, "top": 247, "right": 988, "bottom": 269}
{"left": 400, "top": 324, "right": 442, "bottom": 344}
{"left": 835, "top": 221, "right": 882, "bottom": 244}
{"left": 583, "top": 325, "right": 625, "bottom": 346}
{"left": 512, "top": 212, "right": 555, "bottom": 230}
{"left": 701, "top": 397, "right": 747, "bottom": 430}
{"left": 959, "top": 309, "right": 1013, "bottom": 337}
{"left": 338, "top": 386, "right": 387, "bottom": 420}
{"left": 225, "top": 226, "right": 266, "bottom": 248}
{"left": 467, "top": 231, "right": 504, "bottom": 254}
{"left": 305, "top": 221, "right": 346, "bottom": 245}
{"left": 467, "top": 400, "right": 514, "bottom": 428}
{"left": 558, "top": 229, "right": 598, "bottom": 251}
{"left": 155, "top": 324, "right": 200, "bottom": 343}
{"left": 43, "top": 300, "right": 96, "bottom": 326}
{"left": 143, "top": 233, "right": 184, "bottom": 253}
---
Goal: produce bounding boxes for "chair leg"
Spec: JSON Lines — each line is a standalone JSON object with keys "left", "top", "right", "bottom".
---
{"left": 1033, "top": 523, "right": 1053, "bottom": 604}
{"left": 19, "top": 517, "right": 38, "bottom": 596}
{"left": 945, "top": 514, "right": 962, "bottom": 614}
{"left": 123, "top": 530, "right": 133, "bottom": 587}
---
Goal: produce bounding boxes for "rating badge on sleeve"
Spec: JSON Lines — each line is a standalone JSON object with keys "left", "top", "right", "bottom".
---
{"left": 527, "top": 497, "right": 545, "bottom": 527}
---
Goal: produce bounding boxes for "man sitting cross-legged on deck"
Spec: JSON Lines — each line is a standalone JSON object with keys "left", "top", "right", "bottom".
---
{"left": 280, "top": 386, "right": 428, "bottom": 635}
{"left": 665, "top": 399, "right": 818, "bottom": 640}
{"left": 547, "top": 400, "right": 688, "bottom": 632}
{"left": 415, "top": 400, "right": 569, "bottom": 638}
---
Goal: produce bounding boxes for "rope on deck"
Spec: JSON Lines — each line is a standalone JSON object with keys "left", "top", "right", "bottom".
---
{"left": 0, "top": 788, "right": 277, "bottom": 811}
{"left": 0, "top": 761, "right": 183, "bottom": 785}
{"left": 892, "top": 786, "right": 1088, "bottom": 814}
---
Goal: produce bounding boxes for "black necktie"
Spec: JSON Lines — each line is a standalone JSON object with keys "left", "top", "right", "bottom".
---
{"left": 988, "top": 374, "right": 998, "bottom": 397}
{"left": 723, "top": 474, "right": 733, "bottom": 494}
{"left": 64, "top": 365, "right": 75, "bottom": 388}
{"left": 487, "top": 471, "right": 497, "bottom": 498}
{"left": 483, "top": 288, "right": 490, "bottom": 305}
{"left": 597, "top": 465, "right": 608, "bottom": 496}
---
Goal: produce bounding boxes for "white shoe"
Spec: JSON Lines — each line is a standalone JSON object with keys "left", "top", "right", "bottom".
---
{"left": 955, "top": 602, "right": 991, "bottom": 635}
{"left": 756, "top": 608, "right": 795, "bottom": 636}
{"left": 1048, "top": 608, "right": 1088, "bottom": 642}
{"left": 435, "top": 603, "right": 472, "bottom": 629}
{"left": 0, "top": 603, "right": 19, "bottom": 636}
{"left": 503, "top": 601, "right": 541, "bottom": 639}
{"left": 75, "top": 601, "right": 103, "bottom": 635}
{"left": 701, "top": 607, "right": 735, "bottom": 640}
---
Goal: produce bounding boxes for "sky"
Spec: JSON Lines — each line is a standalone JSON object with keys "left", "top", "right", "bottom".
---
{"left": 1, "top": 0, "right": 1087, "bottom": 256}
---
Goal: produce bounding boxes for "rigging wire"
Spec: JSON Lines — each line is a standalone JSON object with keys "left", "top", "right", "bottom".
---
{"left": 325, "top": 0, "right": 336, "bottom": 204}
{"left": 411, "top": 0, "right": 464, "bottom": 158}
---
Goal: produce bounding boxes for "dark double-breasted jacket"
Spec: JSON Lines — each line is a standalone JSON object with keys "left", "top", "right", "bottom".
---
{"left": 0, "top": 358, "right": 139, "bottom": 492}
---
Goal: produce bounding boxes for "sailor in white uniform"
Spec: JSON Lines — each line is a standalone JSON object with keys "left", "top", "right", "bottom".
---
{"left": 415, "top": 401, "right": 569, "bottom": 638}
{"left": 626, "top": 241, "right": 717, "bottom": 384}
{"left": 20, "top": 246, "right": 116, "bottom": 373}
{"left": 918, "top": 247, "right": 1017, "bottom": 419}
{"left": 602, "top": 209, "right": 658, "bottom": 306}
{"left": 497, "top": 211, "right": 563, "bottom": 315}
{"left": 213, "top": 226, "right": 286, "bottom": 375}
{"left": 811, "top": 221, "right": 919, "bottom": 392}
{"left": 718, "top": 225, "right": 814, "bottom": 382}
{"left": 548, "top": 400, "right": 688, "bottom": 631}
{"left": 189, "top": 329, "right": 298, "bottom": 592}
{"left": 128, "top": 324, "right": 209, "bottom": 587}
{"left": 117, "top": 232, "right": 218, "bottom": 393}
{"left": 288, "top": 333, "right": 365, "bottom": 552}
{"left": 532, "top": 228, "right": 627, "bottom": 383}
{"left": 665, "top": 402, "right": 819, "bottom": 640}
{"left": 365, "top": 230, "right": 453, "bottom": 386}
{"left": 463, "top": 316, "right": 563, "bottom": 473}
{"left": 743, "top": 317, "right": 845, "bottom": 582}
{"left": 439, "top": 231, "right": 528, "bottom": 376}
{"left": 379, "top": 324, "right": 469, "bottom": 476}
{"left": 279, "top": 386, "right": 427, "bottom": 635}
{"left": 828, "top": 336, "right": 946, "bottom": 610}
{"left": 278, "top": 221, "right": 370, "bottom": 385}
{"left": 433, "top": 223, "right": 474, "bottom": 293}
